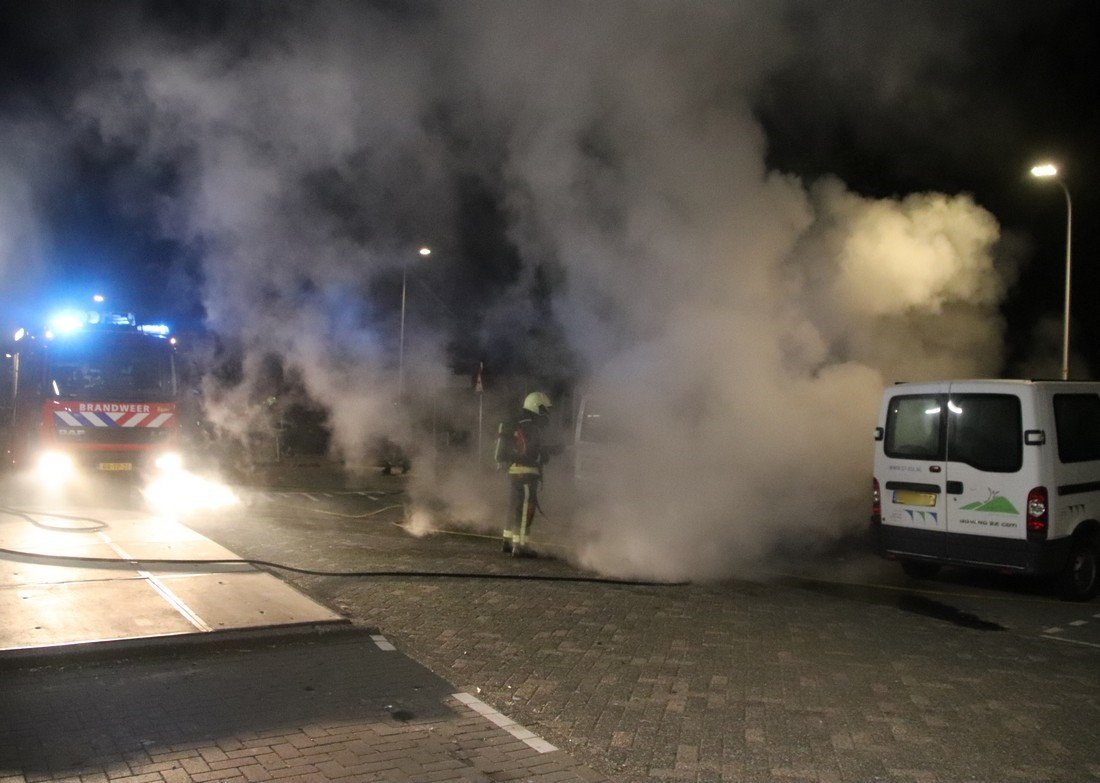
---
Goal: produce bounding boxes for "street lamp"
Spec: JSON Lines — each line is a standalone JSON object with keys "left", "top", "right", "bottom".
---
{"left": 1030, "top": 163, "right": 1073, "bottom": 380}
{"left": 398, "top": 246, "right": 432, "bottom": 400}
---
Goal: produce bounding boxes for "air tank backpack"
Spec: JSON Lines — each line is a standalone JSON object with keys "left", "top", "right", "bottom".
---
{"left": 493, "top": 420, "right": 528, "bottom": 470}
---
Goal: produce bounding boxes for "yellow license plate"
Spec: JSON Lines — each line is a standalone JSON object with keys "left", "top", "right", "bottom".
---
{"left": 893, "top": 490, "right": 937, "bottom": 507}
{"left": 98, "top": 462, "right": 133, "bottom": 472}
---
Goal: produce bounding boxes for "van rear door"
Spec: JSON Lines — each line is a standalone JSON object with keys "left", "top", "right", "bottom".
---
{"left": 880, "top": 389, "right": 950, "bottom": 560}
{"left": 942, "top": 387, "right": 1028, "bottom": 565}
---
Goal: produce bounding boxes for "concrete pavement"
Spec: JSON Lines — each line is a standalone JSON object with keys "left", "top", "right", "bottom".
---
{"left": 0, "top": 470, "right": 609, "bottom": 783}
{"left": 0, "top": 488, "right": 344, "bottom": 655}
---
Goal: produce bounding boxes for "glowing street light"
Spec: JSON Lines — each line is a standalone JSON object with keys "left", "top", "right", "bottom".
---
{"left": 1030, "top": 162, "right": 1073, "bottom": 380}
{"left": 398, "top": 246, "right": 432, "bottom": 400}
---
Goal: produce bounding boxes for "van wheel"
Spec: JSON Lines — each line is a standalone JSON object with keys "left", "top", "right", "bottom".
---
{"left": 901, "top": 560, "right": 941, "bottom": 579}
{"left": 1059, "top": 537, "right": 1099, "bottom": 601}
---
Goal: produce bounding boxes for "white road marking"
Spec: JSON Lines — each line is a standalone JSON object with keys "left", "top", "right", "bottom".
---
{"left": 370, "top": 634, "right": 396, "bottom": 651}
{"left": 1041, "top": 634, "right": 1100, "bottom": 649}
{"left": 1069, "top": 620, "right": 1088, "bottom": 627}
{"left": 452, "top": 692, "right": 558, "bottom": 753}
{"left": 1043, "top": 627, "right": 1063, "bottom": 634}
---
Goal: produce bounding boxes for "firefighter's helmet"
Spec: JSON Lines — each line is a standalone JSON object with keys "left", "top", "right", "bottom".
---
{"left": 523, "top": 391, "right": 552, "bottom": 415}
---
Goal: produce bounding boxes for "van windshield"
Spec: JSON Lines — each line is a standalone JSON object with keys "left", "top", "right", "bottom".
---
{"left": 885, "top": 392, "right": 1022, "bottom": 472}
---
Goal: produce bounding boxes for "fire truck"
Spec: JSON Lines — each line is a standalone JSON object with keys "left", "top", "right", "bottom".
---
{"left": 0, "top": 308, "right": 182, "bottom": 483}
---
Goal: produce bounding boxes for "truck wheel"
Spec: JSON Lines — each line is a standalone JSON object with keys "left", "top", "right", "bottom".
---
{"left": 1059, "top": 537, "right": 1099, "bottom": 601}
{"left": 901, "top": 560, "right": 941, "bottom": 579}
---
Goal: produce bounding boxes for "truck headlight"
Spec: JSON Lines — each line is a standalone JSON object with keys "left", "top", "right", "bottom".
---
{"left": 154, "top": 452, "right": 184, "bottom": 473}
{"left": 37, "top": 451, "right": 75, "bottom": 482}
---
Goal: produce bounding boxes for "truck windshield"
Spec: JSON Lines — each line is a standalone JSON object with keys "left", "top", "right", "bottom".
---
{"left": 47, "top": 335, "right": 177, "bottom": 402}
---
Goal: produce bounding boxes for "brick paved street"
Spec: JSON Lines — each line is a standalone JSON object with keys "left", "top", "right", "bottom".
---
{"left": 3, "top": 467, "right": 1099, "bottom": 782}
{"left": 189, "top": 472, "right": 1100, "bottom": 783}
{"left": 0, "top": 627, "right": 609, "bottom": 783}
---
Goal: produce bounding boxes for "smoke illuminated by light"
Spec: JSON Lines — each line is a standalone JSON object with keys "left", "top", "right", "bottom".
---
{"left": 0, "top": 2, "right": 1026, "bottom": 580}
{"left": 141, "top": 471, "right": 240, "bottom": 516}
{"left": 36, "top": 451, "right": 75, "bottom": 484}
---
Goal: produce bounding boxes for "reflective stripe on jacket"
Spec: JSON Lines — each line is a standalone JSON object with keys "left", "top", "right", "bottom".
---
{"left": 508, "top": 464, "right": 541, "bottom": 476}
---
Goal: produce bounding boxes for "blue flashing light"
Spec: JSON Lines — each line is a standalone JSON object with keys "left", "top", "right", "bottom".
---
{"left": 103, "top": 311, "right": 136, "bottom": 326}
{"left": 13, "top": 328, "right": 25, "bottom": 342}
{"left": 138, "top": 323, "right": 171, "bottom": 336}
{"left": 49, "top": 311, "right": 87, "bottom": 334}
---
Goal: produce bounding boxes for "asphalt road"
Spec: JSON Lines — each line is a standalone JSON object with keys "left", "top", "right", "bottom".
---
{"left": 178, "top": 471, "right": 1100, "bottom": 783}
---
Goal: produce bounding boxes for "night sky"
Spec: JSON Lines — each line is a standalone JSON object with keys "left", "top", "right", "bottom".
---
{"left": 1, "top": 1, "right": 1098, "bottom": 379}
{"left": 4, "top": 0, "right": 1100, "bottom": 573}
{"left": 754, "top": 1, "right": 1100, "bottom": 377}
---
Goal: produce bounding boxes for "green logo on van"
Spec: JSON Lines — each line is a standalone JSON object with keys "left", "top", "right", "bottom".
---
{"left": 960, "top": 491, "right": 1018, "bottom": 515}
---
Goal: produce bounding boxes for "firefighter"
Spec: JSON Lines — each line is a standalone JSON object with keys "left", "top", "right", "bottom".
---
{"left": 501, "top": 391, "right": 553, "bottom": 557}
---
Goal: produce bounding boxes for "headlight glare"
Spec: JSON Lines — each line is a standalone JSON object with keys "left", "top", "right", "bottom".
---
{"left": 155, "top": 452, "right": 184, "bottom": 472}
{"left": 36, "top": 451, "right": 75, "bottom": 482}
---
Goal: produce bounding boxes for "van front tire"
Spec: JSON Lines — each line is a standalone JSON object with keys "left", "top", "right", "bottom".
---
{"left": 1059, "top": 536, "right": 1100, "bottom": 601}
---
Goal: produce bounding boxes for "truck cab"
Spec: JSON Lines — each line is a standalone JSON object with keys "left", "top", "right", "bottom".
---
{"left": 1, "top": 312, "right": 181, "bottom": 483}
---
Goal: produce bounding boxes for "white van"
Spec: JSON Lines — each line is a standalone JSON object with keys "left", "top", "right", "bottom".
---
{"left": 872, "top": 380, "right": 1100, "bottom": 600}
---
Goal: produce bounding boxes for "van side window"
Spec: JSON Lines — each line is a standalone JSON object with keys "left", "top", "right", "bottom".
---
{"left": 1053, "top": 394, "right": 1100, "bottom": 463}
{"left": 947, "top": 394, "right": 1022, "bottom": 472}
{"left": 885, "top": 395, "right": 944, "bottom": 460}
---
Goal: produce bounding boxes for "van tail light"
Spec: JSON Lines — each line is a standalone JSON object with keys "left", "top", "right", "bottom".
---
{"left": 871, "top": 478, "right": 882, "bottom": 526}
{"left": 1026, "top": 486, "right": 1048, "bottom": 542}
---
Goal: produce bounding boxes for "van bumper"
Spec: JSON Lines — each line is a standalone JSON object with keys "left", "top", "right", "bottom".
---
{"left": 875, "top": 524, "right": 1072, "bottom": 575}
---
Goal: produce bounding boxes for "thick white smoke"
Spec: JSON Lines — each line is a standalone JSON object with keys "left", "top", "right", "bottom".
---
{"left": 555, "top": 175, "right": 1006, "bottom": 579}
{"left": 436, "top": 3, "right": 1007, "bottom": 578}
{"left": 70, "top": 6, "right": 455, "bottom": 457}
{"left": 10, "top": 2, "right": 1013, "bottom": 580}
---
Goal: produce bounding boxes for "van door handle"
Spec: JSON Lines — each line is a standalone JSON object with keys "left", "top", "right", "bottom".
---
{"left": 946, "top": 481, "right": 964, "bottom": 494}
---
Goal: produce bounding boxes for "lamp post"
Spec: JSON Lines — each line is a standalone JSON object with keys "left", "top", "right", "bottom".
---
{"left": 398, "top": 246, "right": 432, "bottom": 400}
{"left": 1030, "top": 163, "right": 1073, "bottom": 380}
